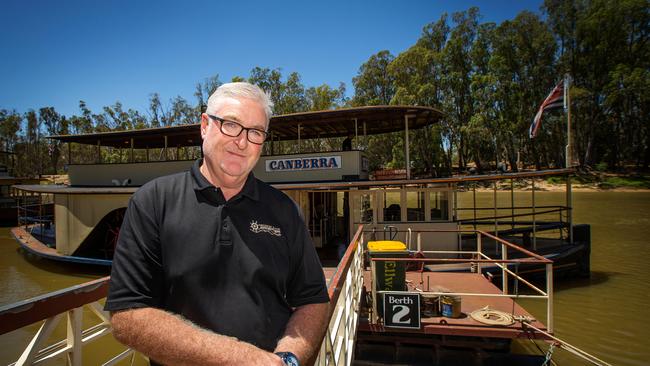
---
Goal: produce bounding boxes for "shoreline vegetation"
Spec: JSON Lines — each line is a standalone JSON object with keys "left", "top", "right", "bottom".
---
{"left": 40, "top": 172, "right": 650, "bottom": 192}
{"left": 475, "top": 171, "right": 650, "bottom": 192}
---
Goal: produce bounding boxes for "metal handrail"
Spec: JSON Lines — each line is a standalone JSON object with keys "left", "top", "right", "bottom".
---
{"left": 2, "top": 226, "right": 368, "bottom": 366}
{"left": 367, "top": 228, "right": 554, "bottom": 334}
{"left": 0, "top": 277, "right": 136, "bottom": 366}
{"left": 313, "top": 225, "right": 365, "bottom": 366}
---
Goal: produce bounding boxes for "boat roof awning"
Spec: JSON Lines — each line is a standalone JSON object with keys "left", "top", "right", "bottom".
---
{"left": 48, "top": 105, "right": 444, "bottom": 148}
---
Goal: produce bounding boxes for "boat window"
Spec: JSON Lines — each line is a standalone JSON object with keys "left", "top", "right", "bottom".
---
{"left": 407, "top": 191, "right": 425, "bottom": 221}
{"left": 383, "top": 191, "right": 401, "bottom": 222}
{"left": 353, "top": 193, "right": 374, "bottom": 224}
{"left": 429, "top": 191, "right": 449, "bottom": 221}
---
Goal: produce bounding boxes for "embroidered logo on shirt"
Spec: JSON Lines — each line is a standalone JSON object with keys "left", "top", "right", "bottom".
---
{"left": 250, "top": 221, "right": 282, "bottom": 237}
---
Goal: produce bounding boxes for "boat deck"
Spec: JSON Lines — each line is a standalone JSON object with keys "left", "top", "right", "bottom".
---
{"left": 12, "top": 227, "right": 112, "bottom": 266}
{"left": 358, "top": 270, "right": 550, "bottom": 340}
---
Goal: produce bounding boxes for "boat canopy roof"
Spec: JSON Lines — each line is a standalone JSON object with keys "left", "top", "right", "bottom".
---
{"left": 48, "top": 105, "right": 443, "bottom": 149}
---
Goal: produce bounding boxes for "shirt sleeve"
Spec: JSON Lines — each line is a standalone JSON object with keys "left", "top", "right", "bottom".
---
{"left": 104, "top": 186, "right": 164, "bottom": 312}
{"left": 285, "top": 205, "right": 330, "bottom": 307}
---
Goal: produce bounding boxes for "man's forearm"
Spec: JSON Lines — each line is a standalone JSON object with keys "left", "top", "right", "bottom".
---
{"left": 111, "top": 307, "right": 283, "bottom": 366}
{"left": 274, "top": 302, "right": 330, "bottom": 364}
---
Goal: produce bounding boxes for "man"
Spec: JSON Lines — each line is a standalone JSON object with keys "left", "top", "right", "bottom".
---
{"left": 106, "top": 82, "right": 330, "bottom": 366}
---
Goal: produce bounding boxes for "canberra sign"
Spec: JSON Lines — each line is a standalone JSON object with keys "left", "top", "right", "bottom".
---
{"left": 266, "top": 156, "right": 342, "bottom": 172}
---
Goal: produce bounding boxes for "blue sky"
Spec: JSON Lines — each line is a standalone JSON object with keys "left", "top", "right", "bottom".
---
{"left": 1, "top": 0, "right": 544, "bottom": 118}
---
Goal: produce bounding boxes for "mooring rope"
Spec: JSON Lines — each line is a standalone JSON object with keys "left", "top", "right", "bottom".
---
{"left": 522, "top": 319, "right": 613, "bottom": 366}
{"left": 469, "top": 306, "right": 611, "bottom": 366}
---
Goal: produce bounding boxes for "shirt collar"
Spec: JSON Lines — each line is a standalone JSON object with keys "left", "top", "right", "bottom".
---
{"left": 190, "top": 158, "right": 260, "bottom": 202}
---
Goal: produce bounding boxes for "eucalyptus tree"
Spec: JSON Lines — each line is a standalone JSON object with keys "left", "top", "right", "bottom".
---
{"left": 102, "top": 102, "right": 131, "bottom": 130}
{"left": 466, "top": 22, "right": 499, "bottom": 172}
{"left": 351, "top": 50, "right": 396, "bottom": 106}
{"left": 39, "top": 107, "right": 68, "bottom": 174}
{"left": 148, "top": 93, "right": 165, "bottom": 128}
{"left": 543, "top": 0, "right": 650, "bottom": 169}
{"left": 274, "top": 72, "right": 309, "bottom": 115}
{"left": 0, "top": 109, "right": 21, "bottom": 154}
{"left": 489, "top": 11, "right": 557, "bottom": 169}
{"left": 440, "top": 7, "right": 481, "bottom": 171}
{"left": 194, "top": 75, "right": 222, "bottom": 114}
{"left": 169, "top": 96, "right": 195, "bottom": 125}
{"left": 387, "top": 14, "right": 450, "bottom": 176}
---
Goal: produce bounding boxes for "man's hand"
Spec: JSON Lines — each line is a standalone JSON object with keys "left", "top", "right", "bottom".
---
{"left": 111, "top": 307, "right": 284, "bottom": 366}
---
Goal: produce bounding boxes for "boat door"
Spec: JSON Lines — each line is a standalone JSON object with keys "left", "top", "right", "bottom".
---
{"left": 287, "top": 190, "right": 345, "bottom": 250}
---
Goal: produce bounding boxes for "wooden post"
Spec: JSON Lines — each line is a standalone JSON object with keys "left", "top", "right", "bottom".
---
{"left": 404, "top": 115, "right": 410, "bottom": 180}
{"left": 164, "top": 136, "right": 168, "bottom": 161}
{"left": 565, "top": 74, "right": 572, "bottom": 168}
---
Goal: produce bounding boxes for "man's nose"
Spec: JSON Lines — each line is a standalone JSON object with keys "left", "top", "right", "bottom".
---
{"left": 233, "top": 132, "right": 249, "bottom": 149}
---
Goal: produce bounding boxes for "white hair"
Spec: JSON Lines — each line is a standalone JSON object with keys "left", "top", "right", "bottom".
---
{"left": 206, "top": 82, "right": 274, "bottom": 123}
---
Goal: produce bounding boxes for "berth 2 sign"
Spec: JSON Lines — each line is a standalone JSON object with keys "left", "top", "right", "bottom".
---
{"left": 383, "top": 292, "right": 420, "bottom": 329}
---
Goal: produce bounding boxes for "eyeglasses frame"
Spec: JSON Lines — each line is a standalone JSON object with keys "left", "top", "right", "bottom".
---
{"left": 205, "top": 114, "right": 268, "bottom": 145}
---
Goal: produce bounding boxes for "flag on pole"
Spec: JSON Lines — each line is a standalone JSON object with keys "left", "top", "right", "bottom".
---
{"left": 529, "top": 80, "right": 565, "bottom": 138}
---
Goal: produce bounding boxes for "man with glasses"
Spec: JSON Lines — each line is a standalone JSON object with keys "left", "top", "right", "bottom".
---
{"left": 106, "top": 82, "right": 329, "bottom": 366}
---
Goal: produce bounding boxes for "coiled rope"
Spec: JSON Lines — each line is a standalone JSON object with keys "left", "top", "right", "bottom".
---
{"left": 470, "top": 306, "right": 611, "bottom": 366}
{"left": 469, "top": 306, "right": 514, "bottom": 326}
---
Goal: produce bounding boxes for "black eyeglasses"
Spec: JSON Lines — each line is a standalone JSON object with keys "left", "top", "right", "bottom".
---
{"left": 206, "top": 114, "right": 268, "bottom": 145}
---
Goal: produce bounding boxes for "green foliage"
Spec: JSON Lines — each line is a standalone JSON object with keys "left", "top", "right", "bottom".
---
{"left": 4, "top": 0, "right": 648, "bottom": 177}
{"left": 594, "top": 162, "right": 608, "bottom": 171}
{"left": 599, "top": 176, "right": 650, "bottom": 189}
{"left": 352, "top": 50, "right": 395, "bottom": 106}
{"left": 546, "top": 176, "right": 566, "bottom": 184}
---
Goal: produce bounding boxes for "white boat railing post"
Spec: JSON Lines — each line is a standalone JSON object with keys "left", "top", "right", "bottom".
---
{"left": 501, "top": 242, "right": 508, "bottom": 295}
{"left": 15, "top": 314, "right": 64, "bottom": 366}
{"left": 370, "top": 259, "right": 378, "bottom": 325}
{"left": 532, "top": 179, "right": 537, "bottom": 250}
{"left": 567, "top": 175, "right": 573, "bottom": 244}
{"left": 407, "top": 228, "right": 412, "bottom": 251}
{"left": 476, "top": 232, "right": 482, "bottom": 274}
{"left": 67, "top": 307, "right": 83, "bottom": 366}
{"left": 547, "top": 262, "right": 554, "bottom": 333}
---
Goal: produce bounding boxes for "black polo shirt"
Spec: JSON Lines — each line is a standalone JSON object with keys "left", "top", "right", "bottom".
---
{"left": 105, "top": 159, "right": 329, "bottom": 352}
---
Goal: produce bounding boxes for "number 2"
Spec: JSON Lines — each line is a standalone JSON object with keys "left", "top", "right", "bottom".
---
{"left": 392, "top": 305, "right": 410, "bottom": 324}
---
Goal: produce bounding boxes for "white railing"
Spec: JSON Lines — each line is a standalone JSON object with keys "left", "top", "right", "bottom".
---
{"left": 0, "top": 277, "right": 135, "bottom": 366}
{"left": 367, "top": 228, "right": 554, "bottom": 334}
{"left": 313, "top": 226, "right": 365, "bottom": 366}
{"left": 2, "top": 227, "right": 367, "bottom": 366}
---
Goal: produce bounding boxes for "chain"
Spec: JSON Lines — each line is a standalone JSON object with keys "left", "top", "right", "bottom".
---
{"left": 542, "top": 342, "right": 557, "bottom": 366}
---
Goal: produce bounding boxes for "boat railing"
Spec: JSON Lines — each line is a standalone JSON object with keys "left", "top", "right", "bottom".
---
{"left": 313, "top": 225, "right": 365, "bottom": 366}
{"left": 0, "top": 277, "right": 136, "bottom": 366}
{"left": 365, "top": 228, "right": 555, "bottom": 333}
{"left": 16, "top": 191, "right": 54, "bottom": 228}
{"left": 1, "top": 226, "right": 367, "bottom": 366}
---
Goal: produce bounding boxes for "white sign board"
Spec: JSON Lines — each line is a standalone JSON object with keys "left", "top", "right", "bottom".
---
{"left": 265, "top": 156, "right": 342, "bottom": 172}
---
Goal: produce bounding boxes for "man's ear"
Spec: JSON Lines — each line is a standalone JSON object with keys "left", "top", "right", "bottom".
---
{"left": 200, "top": 114, "right": 208, "bottom": 138}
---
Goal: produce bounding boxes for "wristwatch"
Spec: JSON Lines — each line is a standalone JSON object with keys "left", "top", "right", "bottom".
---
{"left": 275, "top": 351, "right": 300, "bottom": 366}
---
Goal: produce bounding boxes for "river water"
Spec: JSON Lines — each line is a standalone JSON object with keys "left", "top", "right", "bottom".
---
{"left": 1, "top": 191, "right": 649, "bottom": 365}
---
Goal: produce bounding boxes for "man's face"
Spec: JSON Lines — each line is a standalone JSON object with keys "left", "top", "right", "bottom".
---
{"left": 200, "top": 97, "right": 267, "bottom": 184}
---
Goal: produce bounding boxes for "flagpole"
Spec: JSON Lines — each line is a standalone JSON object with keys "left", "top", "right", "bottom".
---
{"left": 564, "top": 73, "right": 574, "bottom": 244}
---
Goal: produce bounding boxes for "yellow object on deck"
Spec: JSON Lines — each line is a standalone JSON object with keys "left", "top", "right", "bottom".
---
{"left": 367, "top": 240, "right": 407, "bottom": 252}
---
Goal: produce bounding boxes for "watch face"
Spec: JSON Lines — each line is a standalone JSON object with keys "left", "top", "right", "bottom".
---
{"left": 278, "top": 352, "right": 300, "bottom": 366}
{"left": 284, "top": 355, "right": 299, "bottom": 366}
